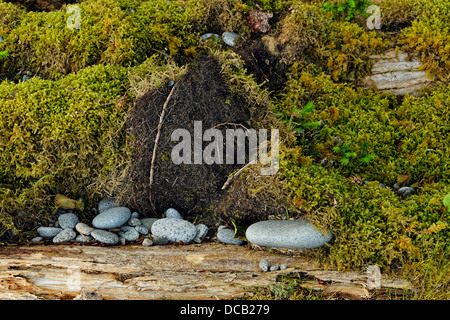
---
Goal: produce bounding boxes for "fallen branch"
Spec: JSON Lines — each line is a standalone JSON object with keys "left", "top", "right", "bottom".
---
{"left": 149, "top": 83, "right": 178, "bottom": 210}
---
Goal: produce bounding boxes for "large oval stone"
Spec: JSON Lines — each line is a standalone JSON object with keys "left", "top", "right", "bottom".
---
{"left": 246, "top": 219, "right": 333, "bottom": 249}
{"left": 151, "top": 218, "right": 197, "bottom": 243}
{"left": 92, "top": 207, "right": 131, "bottom": 229}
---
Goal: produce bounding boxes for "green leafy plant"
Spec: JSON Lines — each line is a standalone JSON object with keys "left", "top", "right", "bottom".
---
{"left": 322, "top": 0, "right": 372, "bottom": 21}
{"left": 333, "top": 142, "right": 376, "bottom": 165}
{"left": 276, "top": 101, "right": 322, "bottom": 134}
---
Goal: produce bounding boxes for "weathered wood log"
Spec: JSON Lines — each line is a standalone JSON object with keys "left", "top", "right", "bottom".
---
{"left": 0, "top": 243, "right": 413, "bottom": 300}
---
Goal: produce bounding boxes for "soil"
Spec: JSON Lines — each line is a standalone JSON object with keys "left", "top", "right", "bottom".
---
{"left": 4, "top": 0, "right": 83, "bottom": 12}
{"left": 122, "top": 53, "right": 256, "bottom": 221}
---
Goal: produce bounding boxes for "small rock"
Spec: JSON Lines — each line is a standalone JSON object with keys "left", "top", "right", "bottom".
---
{"left": 270, "top": 263, "right": 280, "bottom": 271}
{"left": 151, "top": 218, "right": 197, "bottom": 243}
{"left": 37, "top": 227, "right": 63, "bottom": 238}
{"left": 127, "top": 217, "right": 142, "bottom": 226}
{"left": 131, "top": 212, "right": 139, "bottom": 219}
{"left": 217, "top": 228, "right": 244, "bottom": 245}
{"left": 280, "top": 263, "right": 288, "bottom": 270}
{"left": 92, "top": 207, "right": 131, "bottom": 229}
{"left": 398, "top": 186, "right": 415, "bottom": 198}
{"left": 201, "top": 33, "right": 221, "bottom": 43}
{"left": 118, "top": 228, "right": 140, "bottom": 241}
{"left": 119, "top": 236, "right": 126, "bottom": 245}
{"left": 98, "top": 198, "right": 119, "bottom": 213}
{"left": 53, "top": 228, "right": 76, "bottom": 243}
{"left": 140, "top": 218, "right": 158, "bottom": 230}
{"left": 246, "top": 219, "right": 333, "bottom": 250}
{"left": 152, "top": 236, "right": 169, "bottom": 245}
{"left": 31, "top": 236, "right": 43, "bottom": 242}
{"left": 165, "top": 208, "right": 182, "bottom": 219}
{"left": 75, "top": 222, "right": 94, "bottom": 235}
{"left": 54, "top": 194, "right": 79, "bottom": 210}
{"left": 91, "top": 229, "right": 119, "bottom": 245}
{"left": 193, "top": 237, "right": 202, "bottom": 244}
{"left": 142, "top": 238, "right": 153, "bottom": 247}
{"left": 246, "top": 10, "right": 273, "bottom": 33}
{"left": 195, "top": 224, "right": 209, "bottom": 239}
{"left": 259, "top": 259, "right": 270, "bottom": 272}
{"left": 135, "top": 225, "right": 149, "bottom": 235}
{"left": 76, "top": 234, "right": 92, "bottom": 243}
{"left": 58, "top": 213, "right": 79, "bottom": 229}
{"left": 0, "top": 35, "right": 3, "bottom": 44}
{"left": 222, "top": 31, "right": 238, "bottom": 47}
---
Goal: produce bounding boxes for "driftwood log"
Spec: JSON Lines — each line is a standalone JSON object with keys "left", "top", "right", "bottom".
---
{"left": 0, "top": 243, "right": 413, "bottom": 300}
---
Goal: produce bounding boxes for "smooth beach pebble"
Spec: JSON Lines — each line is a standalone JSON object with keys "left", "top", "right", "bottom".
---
{"left": 37, "top": 226, "right": 63, "bottom": 238}
{"left": 165, "top": 208, "right": 182, "bottom": 219}
{"left": 217, "top": 228, "right": 244, "bottom": 245}
{"left": 58, "top": 213, "right": 79, "bottom": 229}
{"left": 92, "top": 207, "right": 131, "bottom": 229}
{"left": 75, "top": 222, "right": 94, "bottom": 235}
{"left": 91, "top": 229, "right": 119, "bottom": 245}
{"left": 246, "top": 219, "right": 333, "bottom": 250}
{"left": 53, "top": 228, "right": 76, "bottom": 243}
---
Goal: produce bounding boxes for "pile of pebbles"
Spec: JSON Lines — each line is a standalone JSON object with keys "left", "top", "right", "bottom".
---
{"left": 32, "top": 199, "right": 211, "bottom": 246}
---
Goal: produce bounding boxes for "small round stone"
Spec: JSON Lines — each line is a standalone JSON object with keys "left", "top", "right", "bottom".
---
{"left": 58, "top": 213, "right": 79, "bottom": 229}
{"left": 142, "top": 238, "right": 153, "bottom": 247}
{"left": 217, "top": 228, "right": 243, "bottom": 245}
{"left": 270, "top": 263, "right": 280, "bottom": 271}
{"left": 76, "top": 234, "right": 92, "bottom": 243}
{"left": 398, "top": 186, "right": 415, "bottom": 198}
{"left": 165, "top": 208, "right": 182, "bottom": 219}
{"left": 280, "top": 263, "right": 288, "bottom": 270}
{"left": 31, "top": 236, "right": 43, "bottom": 242}
{"left": 118, "top": 228, "right": 140, "bottom": 241}
{"left": 140, "top": 218, "right": 158, "bottom": 230}
{"left": 222, "top": 31, "right": 238, "bottom": 47}
{"left": 135, "top": 225, "right": 149, "bottom": 235}
{"left": 127, "top": 217, "right": 142, "bottom": 226}
{"left": 53, "top": 228, "right": 76, "bottom": 243}
{"left": 37, "top": 227, "right": 63, "bottom": 238}
{"left": 98, "top": 198, "right": 119, "bottom": 213}
{"left": 195, "top": 224, "right": 209, "bottom": 239}
{"left": 91, "top": 229, "right": 119, "bottom": 245}
{"left": 259, "top": 259, "right": 269, "bottom": 272}
{"left": 75, "top": 222, "right": 94, "bottom": 235}
{"left": 131, "top": 212, "right": 139, "bottom": 219}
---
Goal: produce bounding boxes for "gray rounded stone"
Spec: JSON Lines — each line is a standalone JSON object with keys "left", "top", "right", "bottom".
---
{"left": 196, "top": 224, "right": 209, "bottom": 239}
{"left": 98, "top": 198, "right": 119, "bottom": 213}
{"left": 246, "top": 219, "right": 333, "bottom": 250}
{"left": 91, "top": 229, "right": 119, "bottom": 245}
{"left": 58, "top": 213, "right": 79, "bottom": 229}
{"left": 399, "top": 186, "right": 415, "bottom": 198}
{"left": 151, "top": 218, "right": 197, "bottom": 243}
{"left": 37, "top": 227, "right": 63, "bottom": 238}
{"left": 222, "top": 31, "right": 238, "bottom": 47}
{"left": 131, "top": 212, "right": 139, "bottom": 218}
{"left": 31, "top": 236, "right": 43, "bottom": 242}
{"left": 92, "top": 207, "right": 131, "bottom": 229}
{"left": 165, "top": 208, "right": 182, "bottom": 219}
{"left": 75, "top": 222, "right": 94, "bottom": 235}
{"left": 118, "top": 228, "right": 140, "bottom": 241}
{"left": 140, "top": 218, "right": 158, "bottom": 230}
{"left": 142, "top": 238, "right": 153, "bottom": 247}
{"left": 152, "top": 236, "right": 169, "bottom": 245}
{"left": 259, "top": 259, "right": 269, "bottom": 272}
{"left": 217, "top": 228, "right": 244, "bottom": 245}
{"left": 201, "top": 33, "right": 221, "bottom": 42}
{"left": 53, "top": 228, "right": 76, "bottom": 243}
{"left": 127, "top": 217, "right": 142, "bottom": 226}
{"left": 76, "top": 234, "right": 92, "bottom": 243}
{"left": 135, "top": 225, "right": 149, "bottom": 235}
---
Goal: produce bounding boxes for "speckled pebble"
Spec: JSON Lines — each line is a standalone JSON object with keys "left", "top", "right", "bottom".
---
{"left": 217, "top": 228, "right": 244, "bottom": 245}
{"left": 53, "top": 228, "right": 76, "bottom": 243}
{"left": 118, "top": 228, "right": 140, "bottom": 241}
{"left": 135, "top": 225, "right": 149, "bottom": 235}
{"left": 127, "top": 217, "right": 141, "bottom": 226}
{"left": 58, "top": 213, "right": 79, "bottom": 229}
{"left": 131, "top": 212, "right": 139, "bottom": 218}
{"left": 92, "top": 207, "right": 131, "bottom": 229}
{"left": 37, "top": 227, "right": 63, "bottom": 238}
{"left": 196, "top": 224, "right": 209, "bottom": 239}
{"left": 165, "top": 208, "right": 182, "bottom": 219}
{"left": 151, "top": 218, "right": 197, "bottom": 243}
{"left": 98, "top": 198, "right": 119, "bottom": 213}
{"left": 91, "top": 229, "right": 119, "bottom": 245}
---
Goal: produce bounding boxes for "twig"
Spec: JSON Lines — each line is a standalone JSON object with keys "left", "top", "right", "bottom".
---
{"left": 221, "top": 160, "right": 256, "bottom": 190}
{"left": 209, "top": 122, "right": 249, "bottom": 131}
{"left": 148, "top": 47, "right": 175, "bottom": 61}
{"left": 148, "top": 83, "right": 178, "bottom": 210}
